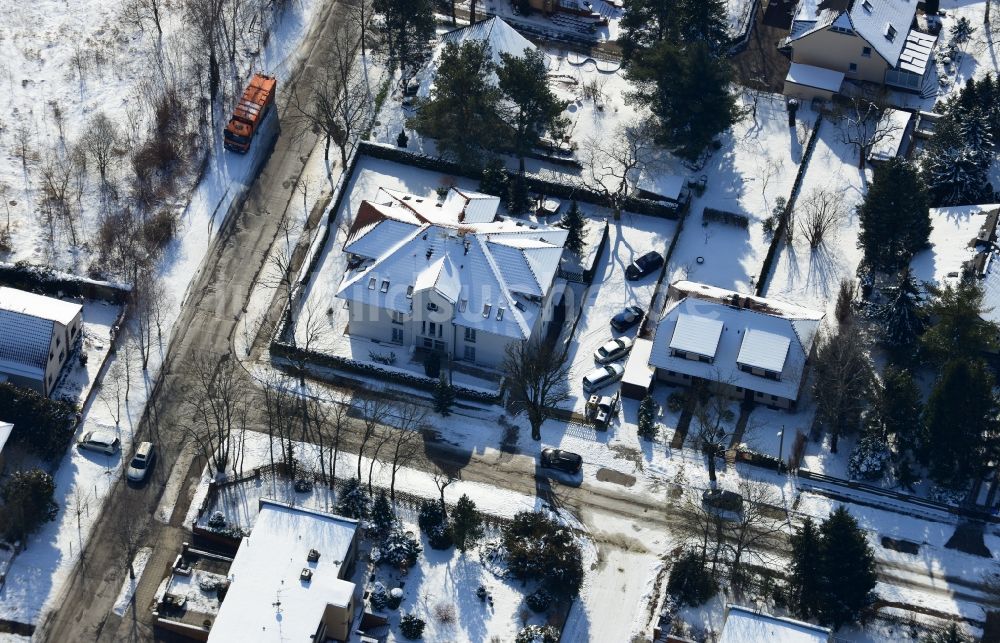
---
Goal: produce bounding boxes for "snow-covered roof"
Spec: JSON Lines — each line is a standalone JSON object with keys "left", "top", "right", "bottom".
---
{"left": 867, "top": 109, "right": 911, "bottom": 162}
{"left": 636, "top": 173, "right": 685, "bottom": 202}
{"left": 789, "top": 0, "right": 918, "bottom": 66}
{"left": 848, "top": 0, "right": 917, "bottom": 67}
{"left": 720, "top": 605, "right": 831, "bottom": 643}
{"left": 339, "top": 188, "right": 567, "bottom": 339}
{"left": 650, "top": 283, "right": 823, "bottom": 401}
{"left": 440, "top": 17, "right": 536, "bottom": 69}
{"left": 208, "top": 500, "right": 359, "bottom": 643}
{"left": 785, "top": 62, "right": 844, "bottom": 93}
{"left": 622, "top": 337, "right": 654, "bottom": 390}
{"left": 0, "top": 421, "right": 13, "bottom": 456}
{"left": 0, "top": 287, "right": 82, "bottom": 327}
{"left": 670, "top": 314, "right": 724, "bottom": 358}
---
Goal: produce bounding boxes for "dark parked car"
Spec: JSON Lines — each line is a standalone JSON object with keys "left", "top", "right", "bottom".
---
{"left": 625, "top": 251, "right": 664, "bottom": 280}
{"left": 540, "top": 448, "right": 583, "bottom": 474}
{"left": 611, "top": 305, "right": 644, "bottom": 332}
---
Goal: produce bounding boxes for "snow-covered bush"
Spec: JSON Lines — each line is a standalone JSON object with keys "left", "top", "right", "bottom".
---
{"left": 479, "top": 540, "right": 509, "bottom": 578}
{"left": 381, "top": 528, "right": 421, "bottom": 568}
{"left": 848, "top": 433, "right": 891, "bottom": 481}
{"left": 336, "top": 477, "right": 369, "bottom": 519}
{"left": 667, "top": 549, "right": 716, "bottom": 606}
{"left": 514, "top": 624, "right": 560, "bottom": 643}
{"left": 207, "top": 512, "right": 227, "bottom": 530}
{"left": 525, "top": 588, "right": 552, "bottom": 612}
{"left": 370, "top": 582, "right": 390, "bottom": 610}
{"left": 418, "top": 500, "right": 453, "bottom": 549}
{"left": 400, "top": 613, "right": 426, "bottom": 639}
{"left": 503, "top": 511, "right": 584, "bottom": 598}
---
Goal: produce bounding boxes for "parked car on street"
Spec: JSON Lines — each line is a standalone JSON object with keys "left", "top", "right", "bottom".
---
{"left": 77, "top": 431, "right": 120, "bottom": 456}
{"left": 540, "top": 448, "right": 583, "bottom": 474}
{"left": 583, "top": 363, "right": 625, "bottom": 393}
{"left": 594, "top": 336, "right": 634, "bottom": 363}
{"left": 610, "top": 305, "right": 644, "bottom": 332}
{"left": 126, "top": 441, "right": 156, "bottom": 482}
{"left": 625, "top": 251, "right": 664, "bottom": 280}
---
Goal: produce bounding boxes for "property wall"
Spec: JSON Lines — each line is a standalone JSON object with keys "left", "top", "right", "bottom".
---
{"left": 791, "top": 28, "right": 889, "bottom": 84}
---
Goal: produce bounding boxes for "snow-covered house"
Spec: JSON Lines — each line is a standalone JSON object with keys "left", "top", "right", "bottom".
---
{"left": 0, "top": 287, "right": 83, "bottom": 397}
{"left": 418, "top": 17, "right": 543, "bottom": 96}
{"left": 337, "top": 187, "right": 568, "bottom": 369}
{"left": 648, "top": 281, "right": 824, "bottom": 410}
{"left": 208, "top": 500, "right": 360, "bottom": 643}
{"left": 782, "top": 0, "right": 936, "bottom": 99}
{"left": 719, "top": 604, "right": 832, "bottom": 642}
{"left": 0, "top": 421, "right": 13, "bottom": 472}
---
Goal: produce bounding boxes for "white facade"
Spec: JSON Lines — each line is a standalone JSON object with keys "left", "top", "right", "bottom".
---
{"left": 337, "top": 187, "right": 568, "bottom": 370}
{"left": 0, "top": 287, "right": 83, "bottom": 396}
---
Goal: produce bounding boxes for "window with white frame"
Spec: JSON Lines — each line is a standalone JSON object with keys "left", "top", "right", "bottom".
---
{"left": 464, "top": 327, "right": 476, "bottom": 343}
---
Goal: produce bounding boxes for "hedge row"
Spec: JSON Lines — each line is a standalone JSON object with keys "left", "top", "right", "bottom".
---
{"left": 356, "top": 142, "right": 680, "bottom": 219}
{"left": 270, "top": 340, "right": 502, "bottom": 404}
{"left": 702, "top": 207, "right": 749, "bottom": 229}
{"left": 0, "top": 382, "right": 78, "bottom": 461}
{"left": 0, "top": 261, "right": 131, "bottom": 303}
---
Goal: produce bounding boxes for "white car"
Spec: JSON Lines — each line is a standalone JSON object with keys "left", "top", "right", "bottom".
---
{"left": 593, "top": 336, "right": 634, "bottom": 364}
{"left": 582, "top": 363, "right": 625, "bottom": 393}
{"left": 77, "top": 430, "right": 120, "bottom": 456}
{"left": 126, "top": 441, "right": 156, "bottom": 482}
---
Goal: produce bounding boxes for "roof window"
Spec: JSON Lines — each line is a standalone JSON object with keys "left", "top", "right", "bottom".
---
{"left": 406, "top": 285, "right": 414, "bottom": 298}
{"left": 380, "top": 280, "right": 390, "bottom": 293}
{"left": 885, "top": 24, "right": 897, "bottom": 41}
{"left": 862, "top": 0, "right": 872, "bottom": 13}
{"left": 483, "top": 304, "right": 492, "bottom": 318}
{"left": 458, "top": 299, "right": 468, "bottom": 312}
{"left": 368, "top": 277, "right": 377, "bottom": 290}
{"left": 496, "top": 307, "right": 505, "bottom": 321}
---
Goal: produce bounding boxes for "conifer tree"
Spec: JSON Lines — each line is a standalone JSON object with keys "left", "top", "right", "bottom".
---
{"left": 561, "top": 201, "right": 587, "bottom": 256}
{"left": 874, "top": 268, "right": 926, "bottom": 362}
{"left": 789, "top": 516, "right": 824, "bottom": 620}
{"left": 857, "top": 158, "right": 931, "bottom": 272}
{"left": 921, "top": 281, "right": 999, "bottom": 363}
{"left": 450, "top": 494, "right": 484, "bottom": 552}
{"left": 336, "top": 477, "right": 370, "bottom": 519}
{"left": 637, "top": 394, "right": 657, "bottom": 440}
{"left": 433, "top": 373, "right": 455, "bottom": 416}
{"left": 923, "top": 359, "right": 999, "bottom": 487}
{"left": 818, "top": 506, "right": 877, "bottom": 628}
{"left": 371, "top": 489, "right": 396, "bottom": 536}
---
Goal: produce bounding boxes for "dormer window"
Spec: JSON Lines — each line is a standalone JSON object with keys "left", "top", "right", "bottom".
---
{"left": 368, "top": 277, "right": 377, "bottom": 290}
{"left": 483, "top": 304, "right": 492, "bottom": 318}
{"left": 380, "top": 279, "right": 390, "bottom": 293}
{"left": 885, "top": 24, "right": 897, "bottom": 41}
{"left": 427, "top": 302, "right": 439, "bottom": 312}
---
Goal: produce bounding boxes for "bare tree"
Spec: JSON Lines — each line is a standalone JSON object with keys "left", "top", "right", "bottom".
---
{"left": 261, "top": 370, "right": 296, "bottom": 470}
{"left": 388, "top": 402, "right": 427, "bottom": 502}
{"left": 501, "top": 339, "right": 571, "bottom": 441}
{"left": 38, "top": 146, "right": 77, "bottom": 246}
{"left": 183, "top": 354, "right": 251, "bottom": 473}
{"left": 290, "top": 19, "right": 369, "bottom": 168}
{"left": 356, "top": 394, "right": 390, "bottom": 480}
{"left": 324, "top": 398, "right": 353, "bottom": 488}
{"left": 579, "top": 119, "right": 663, "bottom": 220}
{"left": 347, "top": 0, "right": 375, "bottom": 58}
{"left": 13, "top": 124, "right": 34, "bottom": 174}
{"left": 840, "top": 93, "right": 901, "bottom": 170}
{"left": 797, "top": 188, "right": 846, "bottom": 250}
{"left": 80, "top": 112, "right": 121, "bottom": 186}
{"left": 690, "top": 379, "right": 737, "bottom": 490}
{"left": 123, "top": 0, "right": 165, "bottom": 37}
{"left": 98, "top": 359, "right": 128, "bottom": 427}
{"left": 131, "top": 269, "right": 166, "bottom": 369}
{"left": 431, "top": 465, "right": 458, "bottom": 520}
{"left": 725, "top": 479, "right": 785, "bottom": 590}
{"left": 184, "top": 0, "right": 226, "bottom": 107}
{"left": 113, "top": 494, "right": 149, "bottom": 625}
{"left": 811, "top": 326, "right": 873, "bottom": 453}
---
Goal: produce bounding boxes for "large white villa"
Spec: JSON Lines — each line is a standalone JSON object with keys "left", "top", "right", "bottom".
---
{"left": 336, "top": 186, "right": 568, "bottom": 369}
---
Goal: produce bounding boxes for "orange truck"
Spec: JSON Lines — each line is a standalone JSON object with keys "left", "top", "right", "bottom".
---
{"left": 224, "top": 73, "right": 277, "bottom": 153}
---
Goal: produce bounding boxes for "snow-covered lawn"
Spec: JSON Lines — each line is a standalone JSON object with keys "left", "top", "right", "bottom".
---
{"left": 764, "top": 117, "right": 868, "bottom": 319}
{"left": 557, "top": 211, "right": 678, "bottom": 414}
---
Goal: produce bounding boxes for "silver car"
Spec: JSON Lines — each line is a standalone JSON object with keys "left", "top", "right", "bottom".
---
{"left": 593, "top": 337, "right": 634, "bottom": 364}
{"left": 582, "top": 363, "right": 625, "bottom": 393}
{"left": 126, "top": 441, "right": 156, "bottom": 482}
{"left": 77, "top": 430, "right": 120, "bottom": 456}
